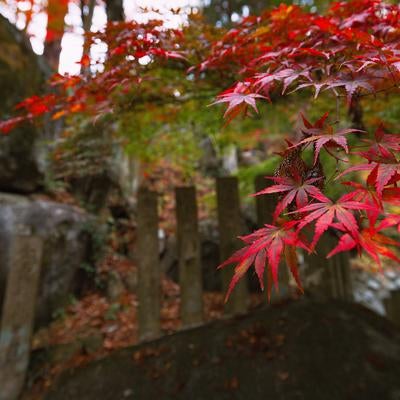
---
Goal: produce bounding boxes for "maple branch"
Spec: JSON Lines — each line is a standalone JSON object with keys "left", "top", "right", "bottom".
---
{"left": 337, "top": 84, "right": 399, "bottom": 100}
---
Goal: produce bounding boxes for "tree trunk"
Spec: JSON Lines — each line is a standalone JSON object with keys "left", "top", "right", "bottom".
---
{"left": 105, "top": 0, "right": 124, "bottom": 22}
{"left": 80, "top": 0, "right": 96, "bottom": 75}
{"left": 43, "top": 0, "right": 68, "bottom": 71}
{"left": 384, "top": 289, "right": 400, "bottom": 327}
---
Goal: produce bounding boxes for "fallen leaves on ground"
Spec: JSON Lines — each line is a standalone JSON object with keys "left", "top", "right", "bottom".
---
{"left": 26, "top": 251, "right": 267, "bottom": 400}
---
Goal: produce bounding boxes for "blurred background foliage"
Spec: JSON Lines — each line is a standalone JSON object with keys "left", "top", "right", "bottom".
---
{"left": 40, "top": 0, "right": 400, "bottom": 217}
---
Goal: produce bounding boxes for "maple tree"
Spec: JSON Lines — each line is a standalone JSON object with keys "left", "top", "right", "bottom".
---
{"left": 1, "top": 0, "right": 400, "bottom": 300}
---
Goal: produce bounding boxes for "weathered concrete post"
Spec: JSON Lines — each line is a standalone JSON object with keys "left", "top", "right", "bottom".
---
{"left": 217, "top": 176, "right": 249, "bottom": 315}
{"left": 254, "top": 175, "right": 289, "bottom": 303}
{"left": 175, "top": 186, "right": 203, "bottom": 328}
{"left": 303, "top": 233, "right": 353, "bottom": 301}
{"left": 137, "top": 187, "right": 161, "bottom": 341}
{"left": 0, "top": 234, "right": 43, "bottom": 400}
{"left": 254, "top": 174, "right": 275, "bottom": 226}
{"left": 384, "top": 289, "right": 400, "bottom": 327}
{"left": 332, "top": 250, "right": 353, "bottom": 301}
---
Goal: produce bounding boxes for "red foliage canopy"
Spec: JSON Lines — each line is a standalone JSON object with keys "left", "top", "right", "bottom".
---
{"left": 0, "top": 18, "right": 188, "bottom": 133}
{"left": 200, "top": 0, "right": 400, "bottom": 298}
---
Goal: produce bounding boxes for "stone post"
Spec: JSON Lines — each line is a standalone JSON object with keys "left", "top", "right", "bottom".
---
{"left": 303, "top": 232, "right": 353, "bottom": 301}
{"left": 254, "top": 174, "right": 275, "bottom": 226}
{"left": 216, "top": 176, "right": 249, "bottom": 315}
{"left": 254, "top": 174, "right": 289, "bottom": 303}
{"left": 137, "top": 187, "right": 161, "bottom": 341}
{"left": 384, "top": 289, "right": 400, "bottom": 327}
{"left": 0, "top": 234, "right": 43, "bottom": 400}
{"left": 175, "top": 186, "right": 203, "bottom": 327}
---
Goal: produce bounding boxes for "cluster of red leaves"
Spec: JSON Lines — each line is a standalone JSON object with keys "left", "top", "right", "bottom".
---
{"left": 0, "top": 19, "right": 188, "bottom": 134}
{"left": 220, "top": 114, "right": 400, "bottom": 299}
{"left": 219, "top": 221, "right": 308, "bottom": 302}
{"left": 0, "top": 94, "right": 57, "bottom": 133}
{"left": 198, "top": 0, "right": 400, "bottom": 300}
{"left": 202, "top": 0, "right": 400, "bottom": 114}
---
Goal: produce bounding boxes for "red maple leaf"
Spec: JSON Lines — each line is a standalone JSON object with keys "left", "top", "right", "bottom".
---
{"left": 253, "top": 172, "right": 326, "bottom": 220}
{"left": 341, "top": 179, "right": 382, "bottom": 225}
{"left": 0, "top": 116, "right": 25, "bottom": 134}
{"left": 381, "top": 187, "right": 400, "bottom": 205}
{"left": 295, "top": 124, "right": 361, "bottom": 165}
{"left": 327, "top": 225, "right": 400, "bottom": 266}
{"left": 149, "top": 48, "right": 188, "bottom": 61}
{"left": 15, "top": 94, "right": 56, "bottom": 117}
{"left": 218, "top": 221, "right": 309, "bottom": 300}
{"left": 377, "top": 214, "right": 400, "bottom": 233}
{"left": 313, "top": 16, "right": 338, "bottom": 33}
{"left": 294, "top": 79, "right": 331, "bottom": 99}
{"left": 301, "top": 112, "right": 329, "bottom": 130}
{"left": 211, "top": 82, "right": 268, "bottom": 122}
{"left": 355, "top": 144, "right": 397, "bottom": 164}
{"left": 78, "top": 54, "right": 91, "bottom": 68}
{"left": 254, "top": 67, "right": 312, "bottom": 94}
{"left": 294, "top": 193, "right": 376, "bottom": 249}
{"left": 361, "top": 124, "right": 400, "bottom": 154}
{"left": 338, "top": 162, "right": 400, "bottom": 195}
{"left": 325, "top": 75, "right": 374, "bottom": 104}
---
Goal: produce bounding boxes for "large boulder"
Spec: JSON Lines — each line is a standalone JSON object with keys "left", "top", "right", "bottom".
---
{"left": 0, "top": 193, "right": 99, "bottom": 326}
{"left": 43, "top": 299, "right": 400, "bottom": 400}
{"left": 0, "top": 15, "right": 46, "bottom": 193}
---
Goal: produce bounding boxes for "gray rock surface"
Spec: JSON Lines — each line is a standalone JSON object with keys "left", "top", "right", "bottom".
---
{"left": 0, "top": 193, "right": 95, "bottom": 326}
{"left": 352, "top": 266, "right": 400, "bottom": 316}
